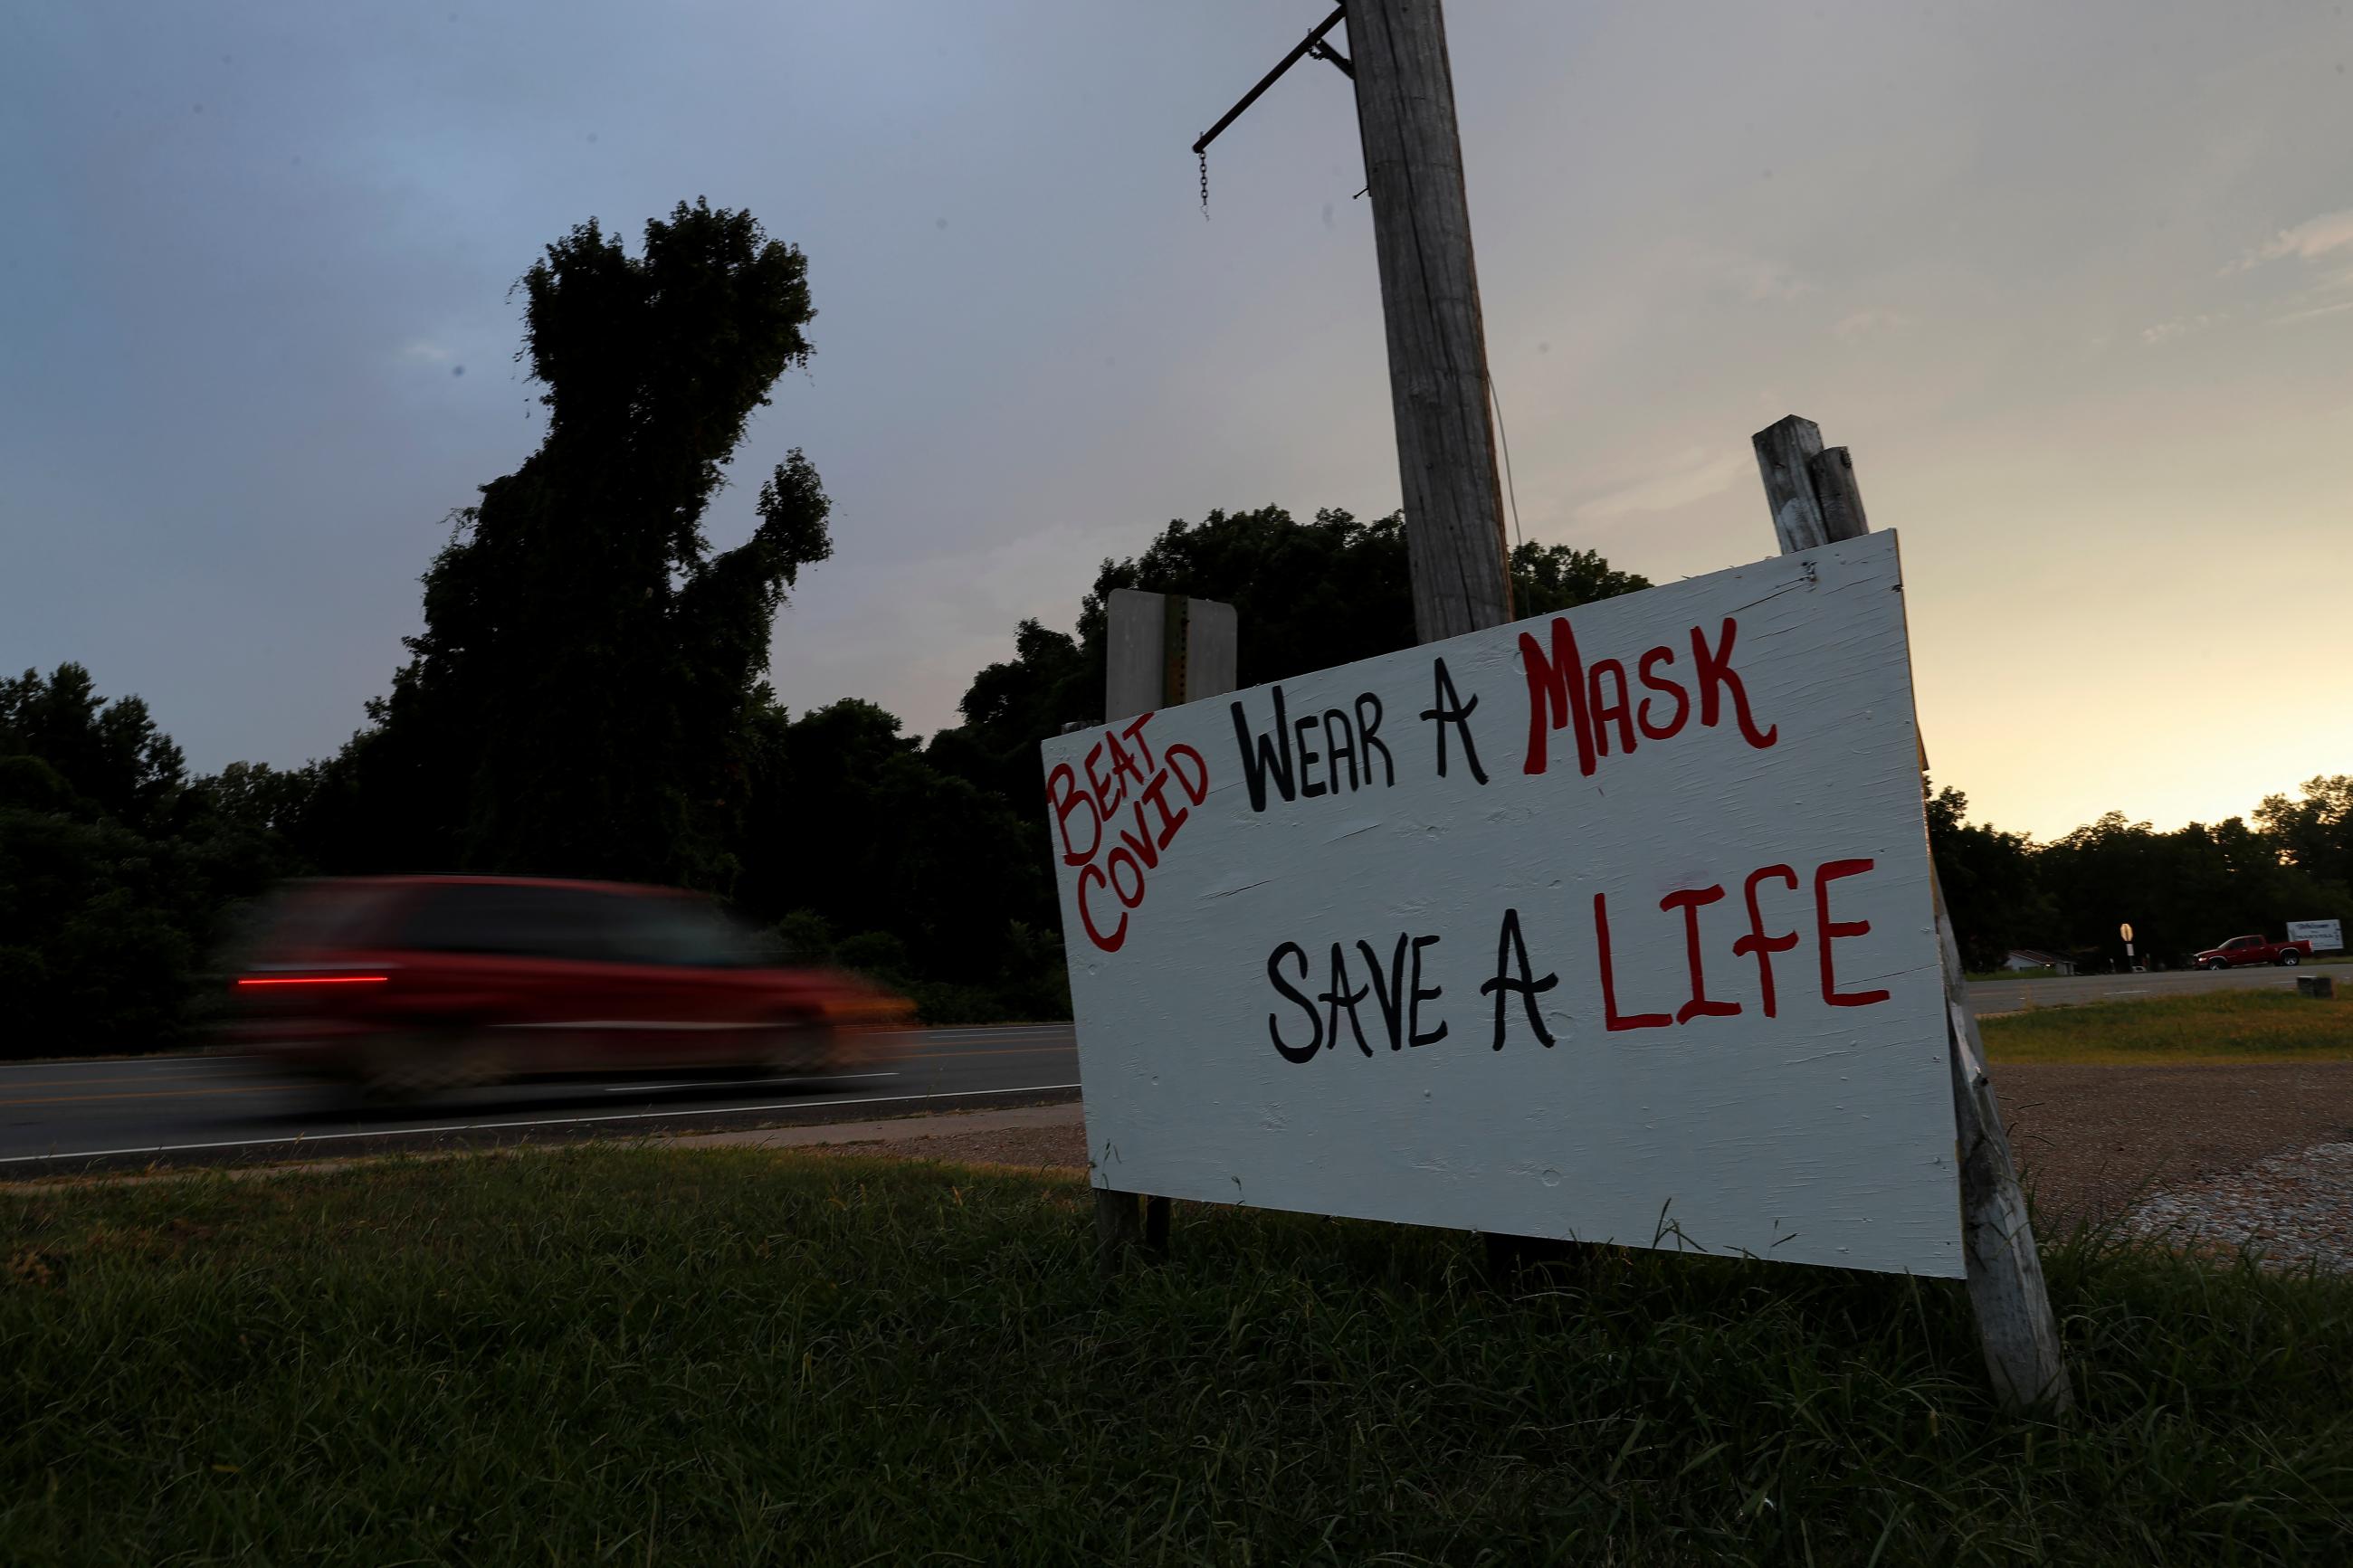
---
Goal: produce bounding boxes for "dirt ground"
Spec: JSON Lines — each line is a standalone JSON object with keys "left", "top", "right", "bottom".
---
{"left": 796, "top": 1063, "right": 2353, "bottom": 1238}
{"left": 1991, "top": 1060, "right": 2353, "bottom": 1231}
{"left": 789, "top": 1116, "right": 1090, "bottom": 1175}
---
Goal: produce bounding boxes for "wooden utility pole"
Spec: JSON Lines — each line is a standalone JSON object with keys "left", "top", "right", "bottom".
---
{"left": 1348, "top": 0, "right": 1515, "bottom": 641}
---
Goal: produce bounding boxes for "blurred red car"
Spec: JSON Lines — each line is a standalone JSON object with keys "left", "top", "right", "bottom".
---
{"left": 224, "top": 876, "right": 912, "bottom": 1096}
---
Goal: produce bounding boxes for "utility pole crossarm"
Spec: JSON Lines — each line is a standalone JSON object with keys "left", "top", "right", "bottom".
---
{"left": 1191, "top": 6, "right": 1348, "bottom": 159}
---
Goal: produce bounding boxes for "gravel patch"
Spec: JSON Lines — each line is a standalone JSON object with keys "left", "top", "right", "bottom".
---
{"left": 1990, "top": 1061, "right": 2353, "bottom": 1233}
{"left": 2121, "top": 1141, "right": 2353, "bottom": 1272}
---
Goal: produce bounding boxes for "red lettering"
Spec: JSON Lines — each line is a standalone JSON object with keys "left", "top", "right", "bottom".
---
{"left": 1137, "top": 773, "right": 1187, "bottom": 851}
{"left": 1587, "top": 659, "right": 1635, "bottom": 758}
{"left": 1519, "top": 618, "right": 1597, "bottom": 777}
{"left": 1594, "top": 892, "right": 1670, "bottom": 1031}
{"left": 1108, "top": 847, "right": 1148, "bottom": 909}
{"left": 1119, "top": 713, "right": 1158, "bottom": 774}
{"left": 1076, "top": 862, "right": 1126, "bottom": 952}
{"left": 1165, "top": 743, "right": 1210, "bottom": 805}
{"left": 1660, "top": 884, "right": 1739, "bottom": 1024}
{"left": 1116, "top": 800, "right": 1163, "bottom": 870}
{"left": 1636, "top": 645, "right": 1689, "bottom": 740}
{"left": 1083, "top": 741, "right": 1122, "bottom": 821}
{"left": 1104, "top": 726, "right": 1149, "bottom": 798}
{"left": 1815, "top": 859, "right": 1891, "bottom": 1008}
{"left": 1045, "top": 763, "right": 1100, "bottom": 866}
{"left": 1733, "top": 865, "right": 1801, "bottom": 1017}
{"left": 1691, "top": 617, "right": 1778, "bottom": 750}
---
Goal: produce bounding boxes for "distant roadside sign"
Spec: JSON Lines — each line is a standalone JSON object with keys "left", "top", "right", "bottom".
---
{"left": 2288, "top": 919, "right": 2343, "bottom": 952}
{"left": 1043, "top": 532, "right": 1960, "bottom": 1278}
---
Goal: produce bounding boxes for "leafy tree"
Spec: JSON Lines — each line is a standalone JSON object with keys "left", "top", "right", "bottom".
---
{"left": 925, "top": 507, "right": 1655, "bottom": 987}
{"left": 1922, "top": 783, "right": 2047, "bottom": 972}
{"left": 0, "top": 666, "right": 301, "bottom": 1055}
{"left": 937, "top": 507, "right": 1652, "bottom": 803}
{"left": 317, "top": 200, "right": 833, "bottom": 888}
{"left": 0, "top": 663, "right": 188, "bottom": 832}
{"left": 2255, "top": 775, "right": 2353, "bottom": 898}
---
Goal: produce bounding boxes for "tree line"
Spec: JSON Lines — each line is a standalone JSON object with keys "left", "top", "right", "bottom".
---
{"left": 1928, "top": 778, "right": 2351, "bottom": 973}
{"left": 4, "top": 201, "right": 2346, "bottom": 1055}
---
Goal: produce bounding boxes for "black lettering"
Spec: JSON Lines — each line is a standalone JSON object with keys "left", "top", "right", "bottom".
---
{"left": 1357, "top": 935, "right": 1410, "bottom": 1050}
{"left": 1408, "top": 935, "right": 1448, "bottom": 1047}
{"left": 1293, "top": 715, "right": 1326, "bottom": 798}
{"left": 1354, "top": 692, "right": 1396, "bottom": 787}
{"left": 1478, "top": 908, "right": 1559, "bottom": 1050}
{"left": 1319, "top": 943, "right": 1374, "bottom": 1056}
{"left": 1229, "top": 688, "right": 1297, "bottom": 812}
{"left": 1420, "top": 657, "right": 1490, "bottom": 784}
{"left": 1267, "top": 942, "right": 1320, "bottom": 1063}
{"left": 1322, "top": 709, "right": 1358, "bottom": 792}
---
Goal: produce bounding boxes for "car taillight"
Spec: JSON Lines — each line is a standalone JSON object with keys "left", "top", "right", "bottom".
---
{"left": 234, "top": 974, "right": 391, "bottom": 989}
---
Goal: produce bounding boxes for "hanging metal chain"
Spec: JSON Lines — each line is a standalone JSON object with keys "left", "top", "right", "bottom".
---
{"left": 1198, "top": 149, "right": 1210, "bottom": 219}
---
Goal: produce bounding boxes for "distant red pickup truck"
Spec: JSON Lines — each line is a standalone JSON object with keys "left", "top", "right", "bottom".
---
{"left": 2193, "top": 934, "right": 2313, "bottom": 970}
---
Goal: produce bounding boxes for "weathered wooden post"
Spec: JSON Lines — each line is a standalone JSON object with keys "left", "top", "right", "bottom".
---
{"left": 1348, "top": 0, "right": 1515, "bottom": 642}
{"left": 1752, "top": 414, "right": 2073, "bottom": 1416}
{"left": 1093, "top": 587, "right": 1237, "bottom": 1275}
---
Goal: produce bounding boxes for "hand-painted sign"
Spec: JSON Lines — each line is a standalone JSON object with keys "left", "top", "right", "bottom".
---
{"left": 2288, "top": 919, "right": 2343, "bottom": 952}
{"left": 1042, "top": 531, "right": 1960, "bottom": 1278}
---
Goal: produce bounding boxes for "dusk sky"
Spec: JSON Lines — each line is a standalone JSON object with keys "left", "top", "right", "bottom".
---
{"left": 4, "top": 1, "right": 2348, "bottom": 842}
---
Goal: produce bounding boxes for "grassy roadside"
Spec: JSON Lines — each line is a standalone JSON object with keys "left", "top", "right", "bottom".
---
{"left": 7, "top": 1148, "right": 2351, "bottom": 1564}
{"left": 1979, "top": 989, "right": 2353, "bottom": 1065}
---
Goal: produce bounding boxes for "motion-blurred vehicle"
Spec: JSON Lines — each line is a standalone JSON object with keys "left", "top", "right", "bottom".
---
{"left": 2192, "top": 933, "right": 2313, "bottom": 970}
{"left": 224, "top": 876, "right": 913, "bottom": 1096}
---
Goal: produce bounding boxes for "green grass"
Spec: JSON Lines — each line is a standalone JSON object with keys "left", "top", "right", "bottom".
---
{"left": 1980, "top": 988, "right": 2353, "bottom": 1064}
{"left": 6, "top": 1149, "right": 2351, "bottom": 1564}
{"left": 1966, "top": 965, "right": 2061, "bottom": 981}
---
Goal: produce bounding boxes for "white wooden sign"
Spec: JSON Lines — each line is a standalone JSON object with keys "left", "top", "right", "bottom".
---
{"left": 2288, "top": 919, "right": 2343, "bottom": 952}
{"left": 1042, "top": 531, "right": 1961, "bottom": 1278}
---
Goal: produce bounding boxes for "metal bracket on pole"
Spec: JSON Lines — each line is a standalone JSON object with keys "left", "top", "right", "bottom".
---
{"left": 1191, "top": 6, "right": 1349, "bottom": 161}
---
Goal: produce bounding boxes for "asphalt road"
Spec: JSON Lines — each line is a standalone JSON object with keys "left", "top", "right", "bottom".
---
{"left": 0, "top": 1023, "right": 1081, "bottom": 1174}
{"left": 1965, "top": 963, "right": 2324, "bottom": 1015}
{"left": 4, "top": 967, "right": 2320, "bottom": 1172}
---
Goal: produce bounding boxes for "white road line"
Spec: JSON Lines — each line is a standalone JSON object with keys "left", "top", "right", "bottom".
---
{"left": 0, "top": 1055, "right": 262, "bottom": 1075}
{"left": 602, "top": 1072, "right": 897, "bottom": 1093}
{"left": 0, "top": 1081, "right": 1085, "bottom": 1166}
{"left": 880, "top": 1030, "right": 1072, "bottom": 1043}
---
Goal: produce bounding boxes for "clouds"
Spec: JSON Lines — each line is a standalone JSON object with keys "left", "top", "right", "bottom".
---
{"left": 0, "top": 0, "right": 2348, "bottom": 845}
{"left": 2228, "top": 208, "right": 2353, "bottom": 272}
{"left": 2140, "top": 312, "right": 2225, "bottom": 346}
{"left": 1834, "top": 307, "right": 1911, "bottom": 341}
{"left": 1570, "top": 447, "right": 1751, "bottom": 527}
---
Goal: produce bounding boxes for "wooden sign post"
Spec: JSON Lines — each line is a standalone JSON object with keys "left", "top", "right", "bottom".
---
{"left": 1752, "top": 414, "right": 2072, "bottom": 1415}
{"left": 1094, "top": 588, "right": 1238, "bottom": 1275}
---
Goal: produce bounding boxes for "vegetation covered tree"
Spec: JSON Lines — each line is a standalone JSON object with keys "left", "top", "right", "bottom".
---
{"left": 1924, "top": 782, "right": 2049, "bottom": 972}
{"left": 312, "top": 200, "right": 834, "bottom": 886}
{"left": 0, "top": 665, "right": 299, "bottom": 1053}
{"left": 923, "top": 506, "right": 1656, "bottom": 960}
{"left": 934, "top": 506, "right": 1652, "bottom": 809}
